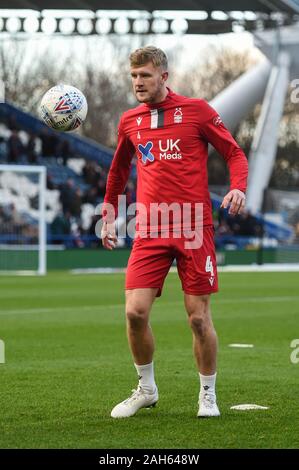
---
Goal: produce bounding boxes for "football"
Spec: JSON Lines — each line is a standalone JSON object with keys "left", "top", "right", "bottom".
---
{"left": 39, "top": 84, "right": 88, "bottom": 132}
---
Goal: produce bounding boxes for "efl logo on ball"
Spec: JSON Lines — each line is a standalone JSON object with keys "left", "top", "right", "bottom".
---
{"left": 39, "top": 84, "right": 88, "bottom": 132}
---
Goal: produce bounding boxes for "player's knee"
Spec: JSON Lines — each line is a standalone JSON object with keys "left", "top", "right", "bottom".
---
{"left": 126, "top": 305, "right": 148, "bottom": 329}
{"left": 186, "top": 295, "right": 210, "bottom": 317}
{"left": 189, "top": 314, "right": 207, "bottom": 338}
{"left": 187, "top": 296, "right": 210, "bottom": 338}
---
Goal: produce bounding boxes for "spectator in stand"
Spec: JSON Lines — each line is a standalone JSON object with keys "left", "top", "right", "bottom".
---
{"left": 219, "top": 207, "right": 263, "bottom": 238}
{"left": 82, "top": 160, "right": 97, "bottom": 185}
{"left": 0, "top": 136, "right": 7, "bottom": 160}
{"left": 59, "top": 140, "right": 72, "bottom": 166}
{"left": 68, "top": 188, "right": 82, "bottom": 219}
{"left": 236, "top": 212, "right": 255, "bottom": 236}
{"left": 50, "top": 211, "right": 71, "bottom": 244}
{"left": 87, "top": 214, "right": 101, "bottom": 247}
{"left": 40, "top": 128, "right": 59, "bottom": 158}
{"left": 27, "top": 133, "right": 38, "bottom": 164}
{"left": 59, "top": 178, "right": 76, "bottom": 214}
{"left": 46, "top": 173, "right": 57, "bottom": 190}
{"left": 7, "top": 130, "right": 24, "bottom": 163}
{"left": 82, "top": 160, "right": 103, "bottom": 186}
{"left": 0, "top": 206, "right": 6, "bottom": 225}
{"left": 217, "top": 219, "right": 233, "bottom": 237}
{"left": 96, "top": 179, "right": 106, "bottom": 199}
{"left": 83, "top": 186, "right": 99, "bottom": 205}
{"left": 6, "top": 115, "right": 18, "bottom": 131}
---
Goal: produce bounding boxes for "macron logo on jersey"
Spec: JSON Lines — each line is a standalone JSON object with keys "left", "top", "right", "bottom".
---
{"left": 138, "top": 142, "right": 155, "bottom": 164}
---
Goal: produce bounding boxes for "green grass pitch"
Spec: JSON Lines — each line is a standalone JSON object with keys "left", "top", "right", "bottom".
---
{"left": 0, "top": 271, "right": 298, "bottom": 449}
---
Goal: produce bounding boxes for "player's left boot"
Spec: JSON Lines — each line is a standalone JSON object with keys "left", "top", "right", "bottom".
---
{"left": 197, "top": 392, "right": 220, "bottom": 418}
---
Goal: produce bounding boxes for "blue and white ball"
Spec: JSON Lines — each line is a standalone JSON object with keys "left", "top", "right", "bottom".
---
{"left": 40, "top": 84, "right": 88, "bottom": 132}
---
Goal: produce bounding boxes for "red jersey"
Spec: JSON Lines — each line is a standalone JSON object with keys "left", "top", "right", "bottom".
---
{"left": 104, "top": 88, "right": 248, "bottom": 230}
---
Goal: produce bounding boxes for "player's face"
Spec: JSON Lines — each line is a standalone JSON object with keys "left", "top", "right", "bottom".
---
{"left": 130, "top": 62, "right": 168, "bottom": 104}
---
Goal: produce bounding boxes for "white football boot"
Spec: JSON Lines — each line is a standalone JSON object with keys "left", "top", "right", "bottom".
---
{"left": 197, "top": 392, "right": 220, "bottom": 418}
{"left": 111, "top": 385, "right": 158, "bottom": 418}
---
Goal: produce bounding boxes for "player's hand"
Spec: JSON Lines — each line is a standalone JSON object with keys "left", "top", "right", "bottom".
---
{"left": 101, "top": 221, "right": 118, "bottom": 250}
{"left": 220, "top": 189, "right": 246, "bottom": 215}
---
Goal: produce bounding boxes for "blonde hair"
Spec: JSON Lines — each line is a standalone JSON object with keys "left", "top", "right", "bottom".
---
{"left": 130, "top": 46, "right": 168, "bottom": 71}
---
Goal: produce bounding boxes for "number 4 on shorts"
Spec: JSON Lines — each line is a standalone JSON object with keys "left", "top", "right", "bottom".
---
{"left": 205, "top": 255, "right": 215, "bottom": 286}
{"left": 205, "top": 255, "right": 214, "bottom": 276}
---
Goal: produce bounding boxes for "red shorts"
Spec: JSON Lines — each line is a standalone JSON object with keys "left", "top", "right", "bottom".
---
{"left": 126, "top": 226, "right": 218, "bottom": 297}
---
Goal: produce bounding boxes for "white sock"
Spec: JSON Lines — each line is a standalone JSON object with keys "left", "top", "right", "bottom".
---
{"left": 199, "top": 372, "right": 217, "bottom": 396}
{"left": 134, "top": 362, "right": 156, "bottom": 393}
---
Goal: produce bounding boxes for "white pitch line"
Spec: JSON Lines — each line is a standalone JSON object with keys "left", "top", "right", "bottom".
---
{"left": 164, "top": 296, "right": 299, "bottom": 305}
{"left": 1, "top": 295, "right": 299, "bottom": 316}
{"left": 0, "top": 304, "right": 124, "bottom": 316}
{"left": 230, "top": 404, "right": 269, "bottom": 410}
{"left": 69, "top": 264, "right": 299, "bottom": 274}
{"left": 157, "top": 296, "right": 299, "bottom": 308}
{"left": 218, "top": 264, "right": 299, "bottom": 272}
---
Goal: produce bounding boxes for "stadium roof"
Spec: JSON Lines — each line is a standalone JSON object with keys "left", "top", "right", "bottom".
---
{"left": 1, "top": 0, "right": 299, "bottom": 13}
{"left": 1, "top": 1, "right": 298, "bottom": 34}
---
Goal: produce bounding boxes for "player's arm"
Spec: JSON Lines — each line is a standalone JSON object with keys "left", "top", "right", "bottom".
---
{"left": 199, "top": 101, "right": 248, "bottom": 215}
{"left": 102, "top": 117, "right": 135, "bottom": 250}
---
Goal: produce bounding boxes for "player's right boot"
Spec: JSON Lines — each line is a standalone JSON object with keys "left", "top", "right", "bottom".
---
{"left": 111, "top": 385, "right": 158, "bottom": 418}
{"left": 197, "top": 392, "right": 220, "bottom": 418}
